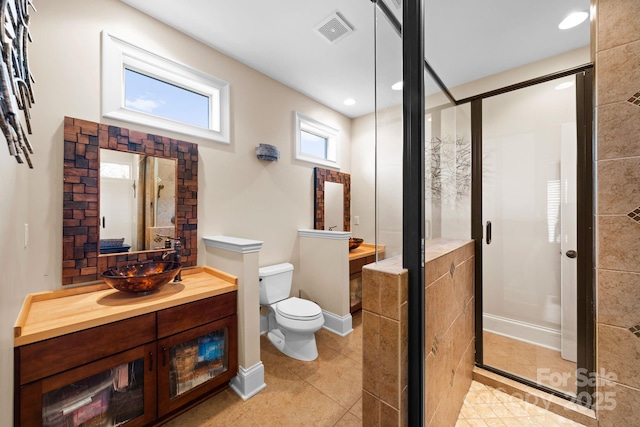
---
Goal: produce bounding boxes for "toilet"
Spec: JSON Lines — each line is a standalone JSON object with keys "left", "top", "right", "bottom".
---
{"left": 259, "top": 263, "right": 324, "bottom": 361}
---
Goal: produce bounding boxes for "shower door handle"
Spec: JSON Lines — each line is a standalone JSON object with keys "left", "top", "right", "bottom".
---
{"left": 485, "top": 221, "right": 492, "bottom": 245}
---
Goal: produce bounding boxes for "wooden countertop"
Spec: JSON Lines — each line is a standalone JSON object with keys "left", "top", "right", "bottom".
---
{"left": 14, "top": 266, "right": 238, "bottom": 347}
{"left": 349, "top": 243, "right": 385, "bottom": 261}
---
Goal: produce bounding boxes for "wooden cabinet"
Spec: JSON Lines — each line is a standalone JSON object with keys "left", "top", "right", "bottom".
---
{"left": 14, "top": 269, "right": 238, "bottom": 427}
{"left": 349, "top": 245, "right": 385, "bottom": 313}
{"left": 19, "top": 341, "right": 157, "bottom": 427}
{"left": 156, "top": 293, "right": 237, "bottom": 419}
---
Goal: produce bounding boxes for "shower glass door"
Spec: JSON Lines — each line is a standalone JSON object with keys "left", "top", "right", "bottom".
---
{"left": 481, "top": 75, "right": 578, "bottom": 396}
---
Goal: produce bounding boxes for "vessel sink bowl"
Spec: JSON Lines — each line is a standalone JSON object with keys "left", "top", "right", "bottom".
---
{"left": 349, "top": 238, "right": 364, "bottom": 251}
{"left": 102, "top": 261, "right": 181, "bottom": 294}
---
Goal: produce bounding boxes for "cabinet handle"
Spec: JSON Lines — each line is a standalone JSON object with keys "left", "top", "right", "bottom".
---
{"left": 486, "top": 221, "right": 492, "bottom": 245}
{"left": 149, "top": 351, "right": 153, "bottom": 371}
{"left": 162, "top": 346, "right": 167, "bottom": 367}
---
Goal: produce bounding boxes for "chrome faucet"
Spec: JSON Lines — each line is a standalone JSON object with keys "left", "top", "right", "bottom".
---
{"left": 160, "top": 235, "right": 182, "bottom": 282}
{"left": 328, "top": 225, "right": 338, "bottom": 231}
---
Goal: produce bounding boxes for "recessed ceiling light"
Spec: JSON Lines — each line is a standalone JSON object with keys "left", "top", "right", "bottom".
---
{"left": 559, "top": 11, "right": 589, "bottom": 30}
{"left": 555, "top": 81, "right": 574, "bottom": 90}
{"left": 391, "top": 81, "right": 403, "bottom": 91}
{"left": 343, "top": 98, "right": 356, "bottom": 106}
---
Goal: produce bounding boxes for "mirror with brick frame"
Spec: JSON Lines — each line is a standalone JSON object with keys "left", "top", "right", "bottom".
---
{"left": 62, "top": 117, "right": 198, "bottom": 285}
{"left": 313, "top": 167, "right": 351, "bottom": 232}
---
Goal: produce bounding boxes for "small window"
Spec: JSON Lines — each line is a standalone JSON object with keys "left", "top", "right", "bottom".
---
{"left": 101, "top": 32, "right": 230, "bottom": 143}
{"left": 100, "top": 162, "right": 131, "bottom": 179}
{"left": 294, "top": 112, "right": 340, "bottom": 168}
{"left": 124, "top": 69, "right": 210, "bottom": 129}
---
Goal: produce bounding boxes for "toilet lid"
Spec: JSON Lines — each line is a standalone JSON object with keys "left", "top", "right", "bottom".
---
{"left": 276, "top": 297, "right": 322, "bottom": 321}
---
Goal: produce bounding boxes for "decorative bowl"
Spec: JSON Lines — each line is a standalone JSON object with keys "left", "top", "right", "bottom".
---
{"left": 349, "top": 237, "right": 364, "bottom": 251}
{"left": 102, "top": 261, "right": 181, "bottom": 294}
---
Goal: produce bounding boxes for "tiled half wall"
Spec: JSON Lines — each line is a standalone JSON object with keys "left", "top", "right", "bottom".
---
{"left": 361, "top": 239, "right": 474, "bottom": 425}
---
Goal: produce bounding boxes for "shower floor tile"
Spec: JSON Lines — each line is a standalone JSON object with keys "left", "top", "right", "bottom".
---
{"left": 483, "top": 331, "right": 577, "bottom": 395}
{"left": 456, "top": 381, "right": 586, "bottom": 427}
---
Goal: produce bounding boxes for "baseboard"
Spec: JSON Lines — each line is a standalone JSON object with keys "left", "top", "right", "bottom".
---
{"left": 322, "top": 310, "right": 353, "bottom": 337}
{"left": 483, "top": 313, "right": 561, "bottom": 351}
{"left": 260, "top": 314, "right": 269, "bottom": 335}
{"left": 229, "top": 362, "right": 266, "bottom": 401}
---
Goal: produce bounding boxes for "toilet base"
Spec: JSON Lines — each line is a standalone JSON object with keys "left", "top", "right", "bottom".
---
{"left": 267, "top": 328, "right": 319, "bottom": 361}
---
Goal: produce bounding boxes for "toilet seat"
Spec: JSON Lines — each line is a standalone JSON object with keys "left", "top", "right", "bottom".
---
{"left": 276, "top": 297, "right": 322, "bottom": 321}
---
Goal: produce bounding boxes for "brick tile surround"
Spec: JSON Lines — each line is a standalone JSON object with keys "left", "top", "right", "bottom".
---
{"left": 313, "top": 167, "right": 351, "bottom": 231}
{"left": 62, "top": 117, "right": 198, "bottom": 285}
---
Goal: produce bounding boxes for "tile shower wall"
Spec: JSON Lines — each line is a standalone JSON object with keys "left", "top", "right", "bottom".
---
{"left": 595, "top": 0, "right": 640, "bottom": 425}
{"left": 361, "top": 239, "right": 474, "bottom": 426}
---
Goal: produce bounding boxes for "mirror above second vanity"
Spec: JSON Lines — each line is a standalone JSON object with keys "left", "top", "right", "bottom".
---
{"left": 313, "top": 167, "right": 351, "bottom": 232}
{"left": 63, "top": 117, "right": 198, "bottom": 285}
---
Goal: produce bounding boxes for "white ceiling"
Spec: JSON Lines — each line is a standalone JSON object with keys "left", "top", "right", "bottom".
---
{"left": 120, "top": 0, "right": 590, "bottom": 118}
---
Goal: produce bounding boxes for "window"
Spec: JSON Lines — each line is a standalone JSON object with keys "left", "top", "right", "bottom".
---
{"left": 100, "top": 161, "right": 131, "bottom": 179}
{"left": 101, "top": 32, "right": 230, "bottom": 143}
{"left": 294, "top": 112, "right": 340, "bottom": 168}
{"left": 124, "top": 69, "right": 210, "bottom": 129}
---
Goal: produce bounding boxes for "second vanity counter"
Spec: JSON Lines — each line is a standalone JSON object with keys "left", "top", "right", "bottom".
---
{"left": 14, "top": 266, "right": 238, "bottom": 347}
{"left": 348, "top": 243, "right": 385, "bottom": 313}
{"left": 349, "top": 243, "right": 383, "bottom": 261}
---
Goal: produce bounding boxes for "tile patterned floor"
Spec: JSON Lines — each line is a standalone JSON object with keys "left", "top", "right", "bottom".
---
{"left": 165, "top": 312, "right": 363, "bottom": 426}
{"left": 456, "top": 381, "right": 586, "bottom": 427}
{"left": 166, "top": 311, "right": 583, "bottom": 426}
{"left": 484, "top": 332, "right": 577, "bottom": 395}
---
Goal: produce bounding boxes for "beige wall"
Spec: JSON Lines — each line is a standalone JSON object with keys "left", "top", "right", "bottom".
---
{"left": 1, "top": 0, "right": 352, "bottom": 422}
{"left": 298, "top": 234, "right": 350, "bottom": 317}
{"left": 0, "top": 135, "right": 29, "bottom": 426}
{"left": 351, "top": 104, "right": 403, "bottom": 259}
{"left": 594, "top": 0, "right": 640, "bottom": 425}
{"left": 450, "top": 46, "right": 590, "bottom": 101}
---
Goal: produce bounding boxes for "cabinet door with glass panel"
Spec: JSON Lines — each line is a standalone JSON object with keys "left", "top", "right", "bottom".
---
{"left": 156, "top": 316, "right": 237, "bottom": 417}
{"left": 19, "top": 343, "right": 157, "bottom": 427}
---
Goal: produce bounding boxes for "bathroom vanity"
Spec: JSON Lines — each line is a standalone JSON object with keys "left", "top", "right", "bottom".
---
{"left": 349, "top": 243, "right": 385, "bottom": 313}
{"left": 13, "top": 267, "right": 238, "bottom": 427}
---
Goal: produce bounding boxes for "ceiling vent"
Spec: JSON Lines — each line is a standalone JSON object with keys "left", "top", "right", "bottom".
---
{"left": 315, "top": 11, "right": 354, "bottom": 44}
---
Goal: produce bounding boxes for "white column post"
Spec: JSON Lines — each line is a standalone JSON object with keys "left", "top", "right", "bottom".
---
{"left": 203, "top": 236, "right": 265, "bottom": 400}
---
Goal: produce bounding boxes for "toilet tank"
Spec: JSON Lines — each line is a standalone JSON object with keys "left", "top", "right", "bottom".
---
{"left": 258, "top": 263, "right": 294, "bottom": 305}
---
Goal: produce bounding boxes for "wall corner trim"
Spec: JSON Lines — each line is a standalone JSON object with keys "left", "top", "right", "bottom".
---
{"left": 298, "top": 229, "right": 351, "bottom": 240}
{"left": 203, "top": 236, "right": 263, "bottom": 253}
{"left": 321, "top": 310, "right": 353, "bottom": 336}
{"left": 229, "top": 362, "right": 266, "bottom": 401}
